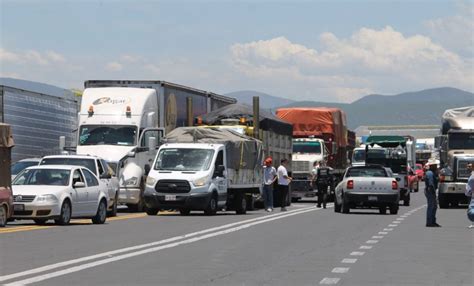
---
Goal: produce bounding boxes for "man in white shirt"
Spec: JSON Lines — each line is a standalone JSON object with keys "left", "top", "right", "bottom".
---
{"left": 277, "top": 158, "right": 292, "bottom": 211}
{"left": 263, "top": 157, "right": 277, "bottom": 212}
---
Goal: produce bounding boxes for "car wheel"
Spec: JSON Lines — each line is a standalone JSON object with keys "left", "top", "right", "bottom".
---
{"left": 55, "top": 200, "right": 71, "bottom": 225}
{"left": 0, "top": 206, "right": 7, "bottom": 227}
{"left": 438, "top": 194, "right": 449, "bottom": 208}
{"left": 179, "top": 209, "right": 191, "bottom": 216}
{"left": 379, "top": 206, "right": 387, "bottom": 214}
{"left": 334, "top": 199, "right": 342, "bottom": 213}
{"left": 204, "top": 194, "right": 218, "bottom": 216}
{"left": 342, "top": 198, "right": 350, "bottom": 214}
{"left": 33, "top": 219, "right": 48, "bottom": 225}
{"left": 145, "top": 208, "right": 159, "bottom": 216}
{"left": 235, "top": 193, "right": 247, "bottom": 215}
{"left": 389, "top": 204, "right": 399, "bottom": 214}
{"left": 92, "top": 200, "right": 107, "bottom": 224}
{"left": 108, "top": 194, "right": 118, "bottom": 217}
{"left": 403, "top": 193, "right": 410, "bottom": 206}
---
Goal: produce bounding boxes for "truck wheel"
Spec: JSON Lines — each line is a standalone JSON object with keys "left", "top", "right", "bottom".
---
{"left": 389, "top": 204, "right": 399, "bottom": 214}
{"left": 145, "top": 208, "right": 159, "bottom": 216}
{"left": 246, "top": 195, "right": 255, "bottom": 211}
{"left": 235, "top": 193, "right": 247, "bottom": 215}
{"left": 438, "top": 194, "right": 449, "bottom": 208}
{"left": 0, "top": 206, "right": 7, "bottom": 227}
{"left": 204, "top": 194, "right": 218, "bottom": 216}
{"left": 403, "top": 193, "right": 410, "bottom": 206}
{"left": 180, "top": 209, "right": 190, "bottom": 216}
{"left": 379, "top": 206, "right": 387, "bottom": 214}
{"left": 92, "top": 199, "right": 107, "bottom": 224}
{"left": 342, "top": 198, "right": 350, "bottom": 214}
{"left": 55, "top": 200, "right": 71, "bottom": 225}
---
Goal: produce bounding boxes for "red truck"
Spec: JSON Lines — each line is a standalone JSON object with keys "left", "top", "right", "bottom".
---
{"left": 276, "top": 107, "right": 355, "bottom": 200}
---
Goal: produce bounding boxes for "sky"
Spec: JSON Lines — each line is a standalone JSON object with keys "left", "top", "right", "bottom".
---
{"left": 0, "top": 0, "right": 473, "bottom": 103}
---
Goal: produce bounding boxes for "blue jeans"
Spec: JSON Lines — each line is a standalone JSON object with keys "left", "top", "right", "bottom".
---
{"left": 468, "top": 199, "right": 474, "bottom": 222}
{"left": 263, "top": 184, "right": 274, "bottom": 209}
{"left": 425, "top": 187, "right": 437, "bottom": 225}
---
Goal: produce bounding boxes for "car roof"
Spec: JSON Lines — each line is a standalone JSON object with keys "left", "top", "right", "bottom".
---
{"left": 42, "top": 155, "right": 101, "bottom": 160}
{"left": 17, "top": 158, "right": 42, "bottom": 163}
{"left": 25, "top": 165, "right": 82, "bottom": 171}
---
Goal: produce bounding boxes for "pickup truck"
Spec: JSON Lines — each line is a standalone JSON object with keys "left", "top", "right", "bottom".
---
{"left": 39, "top": 155, "right": 120, "bottom": 216}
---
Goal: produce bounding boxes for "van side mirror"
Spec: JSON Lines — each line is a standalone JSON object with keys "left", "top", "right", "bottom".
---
{"left": 74, "top": 182, "right": 85, "bottom": 188}
{"left": 214, "top": 165, "right": 225, "bottom": 177}
{"left": 100, "top": 173, "right": 111, "bottom": 179}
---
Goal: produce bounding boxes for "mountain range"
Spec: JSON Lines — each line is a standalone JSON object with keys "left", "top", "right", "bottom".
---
{"left": 225, "top": 87, "right": 474, "bottom": 129}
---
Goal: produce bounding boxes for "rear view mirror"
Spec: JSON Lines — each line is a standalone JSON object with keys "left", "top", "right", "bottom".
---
{"left": 74, "top": 182, "right": 85, "bottom": 188}
{"left": 214, "top": 165, "right": 225, "bottom": 177}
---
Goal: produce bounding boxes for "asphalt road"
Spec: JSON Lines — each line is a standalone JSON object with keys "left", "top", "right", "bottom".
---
{"left": 0, "top": 193, "right": 472, "bottom": 286}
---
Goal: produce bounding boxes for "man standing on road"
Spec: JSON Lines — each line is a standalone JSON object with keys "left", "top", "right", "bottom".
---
{"left": 277, "top": 159, "right": 292, "bottom": 212}
{"left": 315, "top": 161, "right": 331, "bottom": 209}
{"left": 465, "top": 163, "right": 474, "bottom": 228}
{"left": 425, "top": 163, "right": 441, "bottom": 227}
{"left": 263, "top": 157, "right": 277, "bottom": 212}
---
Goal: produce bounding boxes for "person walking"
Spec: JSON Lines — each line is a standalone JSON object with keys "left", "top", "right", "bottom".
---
{"left": 465, "top": 163, "right": 474, "bottom": 228}
{"left": 277, "top": 158, "right": 292, "bottom": 212}
{"left": 425, "top": 163, "right": 441, "bottom": 227}
{"left": 263, "top": 157, "right": 277, "bottom": 212}
{"left": 315, "top": 161, "right": 331, "bottom": 209}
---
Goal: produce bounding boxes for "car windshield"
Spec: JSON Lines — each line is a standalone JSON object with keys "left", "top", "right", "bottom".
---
{"left": 346, "top": 167, "right": 387, "bottom": 178}
{"left": 293, "top": 141, "right": 321, "bottom": 154}
{"left": 448, "top": 133, "right": 474, "bottom": 150}
{"left": 79, "top": 125, "right": 137, "bottom": 146}
{"left": 11, "top": 161, "right": 39, "bottom": 175}
{"left": 13, "top": 169, "right": 70, "bottom": 186}
{"left": 40, "top": 158, "right": 97, "bottom": 175}
{"left": 154, "top": 148, "right": 215, "bottom": 171}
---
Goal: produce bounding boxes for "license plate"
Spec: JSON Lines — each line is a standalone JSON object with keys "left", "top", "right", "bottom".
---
{"left": 368, "top": 196, "right": 378, "bottom": 201}
{"left": 165, "top": 195, "right": 176, "bottom": 201}
{"left": 14, "top": 204, "right": 25, "bottom": 211}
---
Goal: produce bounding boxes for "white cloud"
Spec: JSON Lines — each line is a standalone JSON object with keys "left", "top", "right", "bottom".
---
{"left": 105, "top": 61, "right": 123, "bottom": 72}
{"left": 230, "top": 26, "right": 473, "bottom": 102}
{"left": 0, "top": 48, "right": 67, "bottom": 66}
{"left": 46, "top": 51, "right": 66, "bottom": 63}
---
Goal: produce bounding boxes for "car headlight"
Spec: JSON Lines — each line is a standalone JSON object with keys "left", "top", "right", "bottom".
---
{"left": 124, "top": 177, "right": 139, "bottom": 186}
{"left": 146, "top": 176, "right": 157, "bottom": 187}
{"left": 192, "top": 176, "right": 208, "bottom": 187}
{"left": 36, "top": 194, "right": 58, "bottom": 203}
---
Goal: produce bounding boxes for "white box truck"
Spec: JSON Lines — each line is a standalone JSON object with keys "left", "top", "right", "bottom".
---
{"left": 75, "top": 80, "right": 236, "bottom": 211}
{"left": 143, "top": 127, "right": 263, "bottom": 215}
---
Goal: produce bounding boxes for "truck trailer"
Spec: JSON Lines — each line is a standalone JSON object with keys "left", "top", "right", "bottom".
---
{"left": 75, "top": 80, "right": 236, "bottom": 211}
{"left": 437, "top": 106, "right": 474, "bottom": 208}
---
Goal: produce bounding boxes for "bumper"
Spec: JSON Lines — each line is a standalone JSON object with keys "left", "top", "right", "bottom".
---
{"left": 345, "top": 192, "right": 399, "bottom": 206}
{"left": 12, "top": 203, "right": 60, "bottom": 219}
{"left": 438, "top": 182, "right": 468, "bottom": 194}
{"left": 118, "top": 187, "right": 141, "bottom": 205}
{"left": 144, "top": 191, "right": 212, "bottom": 210}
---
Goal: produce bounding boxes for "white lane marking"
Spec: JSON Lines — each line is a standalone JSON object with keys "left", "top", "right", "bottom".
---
{"left": 341, "top": 258, "right": 357, "bottom": 263}
{"left": 4, "top": 207, "right": 322, "bottom": 285}
{"left": 378, "top": 232, "right": 388, "bottom": 235}
{"left": 366, "top": 240, "right": 378, "bottom": 244}
{"left": 396, "top": 218, "right": 404, "bottom": 221}
{"left": 350, "top": 251, "right": 365, "bottom": 256}
{"left": 372, "top": 236, "right": 384, "bottom": 239}
{"left": 0, "top": 206, "right": 318, "bottom": 283}
{"left": 359, "top": 245, "right": 372, "bottom": 249}
{"left": 388, "top": 224, "right": 398, "bottom": 227}
{"left": 383, "top": 228, "right": 393, "bottom": 231}
{"left": 320, "top": 278, "right": 340, "bottom": 284}
{"left": 332, "top": 267, "right": 350, "bottom": 273}
{"left": 393, "top": 221, "right": 401, "bottom": 224}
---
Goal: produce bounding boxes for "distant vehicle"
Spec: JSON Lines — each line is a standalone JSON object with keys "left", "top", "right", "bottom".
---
{"left": 0, "top": 123, "right": 14, "bottom": 227}
{"left": 407, "top": 167, "right": 419, "bottom": 193}
{"left": 415, "top": 163, "right": 424, "bottom": 181}
{"left": 39, "top": 155, "right": 119, "bottom": 216}
{"left": 334, "top": 165, "right": 400, "bottom": 215}
{"left": 12, "top": 165, "right": 109, "bottom": 225}
{"left": 144, "top": 127, "right": 264, "bottom": 215}
{"left": 11, "top": 158, "right": 41, "bottom": 180}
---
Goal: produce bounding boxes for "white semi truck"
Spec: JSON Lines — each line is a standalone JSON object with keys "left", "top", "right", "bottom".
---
{"left": 144, "top": 127, "right": 263, "bottom": 215}
{"left": 75, "top": 80, "right": 236, "bottom": 211}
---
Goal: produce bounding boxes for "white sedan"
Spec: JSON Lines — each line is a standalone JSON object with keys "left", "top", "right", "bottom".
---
{"left": 12, "top": 165, "right": 109, "bottom": 225}
{"left": 334, "top": 165, "right": 400, "bottom": 214}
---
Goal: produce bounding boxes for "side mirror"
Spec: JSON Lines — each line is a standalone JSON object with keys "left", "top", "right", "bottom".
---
{"left": 214, "top": 165, "right": 225, "bottom": 177}
{"left": 100, "top": 173, "right": 112, "bottom": 179}
{"left": 74, "top": 182, "right": 85, "bottom": 188}
{"left": 144, "top": 164, "right": 151, "bottom": 176}
{"left": 127, "top": 151, "right": 136, "bottom": 157}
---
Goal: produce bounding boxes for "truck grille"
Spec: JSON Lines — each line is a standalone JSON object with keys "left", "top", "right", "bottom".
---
{"left": 13, "top": 195, "right": 36, "bottom": 203}
{"left": 457, "top": 159, "right": 474, "bottom": 180}
{"left": 293, "top": 161, "right": 310, "bottom": 172}
{"left": 155, "top": 180, "right": 191, "bottom": 193}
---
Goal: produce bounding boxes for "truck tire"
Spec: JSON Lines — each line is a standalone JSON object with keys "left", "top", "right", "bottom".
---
{"left": 379, "top": 206, "right": 387, "bottom": 214}
{"left": 403, "top": 193, "right": 410, "bottom": 206}
{"left": 246, "top": 195, "right": 255, "bottom": 211}
{"left": 204, "top": 194, "right": 218, "bottom": 216}
{"left": 389, "top": 204, "right": 399, "bottom": 215}
{"left": 342, "top": 198, "right": 350, "bottom": 214}
{"left": 438, "top": 194, "right": 449, "bottom": 208}
{"left": 235, "top": 193, "right": 247, "bottom": 215}
{"left": 179, "top": 209, "right": 190, "bottom": 216}
{"left": 145, "top": 208, "right": 159, "bottom": 216}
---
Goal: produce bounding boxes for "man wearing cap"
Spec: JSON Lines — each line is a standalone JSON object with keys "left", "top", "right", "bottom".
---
{"left": 465, "top": 163, "right": 474, "bottom": 228}
{"left": 425, "top": 163, "right": 441, "bottom": 227}
{"left": 263, "top": 157, "right": 277, "bottom": 212}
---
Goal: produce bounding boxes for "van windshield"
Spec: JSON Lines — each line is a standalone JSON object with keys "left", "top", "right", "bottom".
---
{"left": 79, "top": 125, "right": 137, "bottom": 146}
{"left": 154, "top": 148, "right": 215, "bottom": 171}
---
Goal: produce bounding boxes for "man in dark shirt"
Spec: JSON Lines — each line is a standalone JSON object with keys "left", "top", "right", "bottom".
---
{"left": 425, "top": 163, "right": 440, "bottom": 227}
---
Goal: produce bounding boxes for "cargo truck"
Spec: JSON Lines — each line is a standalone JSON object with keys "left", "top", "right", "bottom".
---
{"left": 276, "top": 107, "right": 354, "bottom": 201}
{"left": 143, "top": 127, "right": 263, "bottom": 215}
{"left": 437, "top": 106, "right": 474, "bottom": 208}
{"left": 74, "top": 80, "right": 236, "bottom": 211}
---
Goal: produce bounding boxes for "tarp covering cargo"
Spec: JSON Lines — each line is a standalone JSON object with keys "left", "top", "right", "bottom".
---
{"left": 441, "top": 106, "right": 474, "bottom": 134}
{"left": 366, "top": 135, "right": 406, "bottom": 148}
{"left": 276, "top": 107, "right": 348, "bottom": 147}
{"left": 163, "top": 127, "right": 263, "bottom": 170}
{"left": 199, "top": 103, "right": 293, "bottom": 136}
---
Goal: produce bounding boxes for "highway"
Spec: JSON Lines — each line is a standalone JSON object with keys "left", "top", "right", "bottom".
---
{"left": 0, "top": 193, "right": 472, "bottom": 286}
